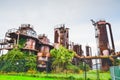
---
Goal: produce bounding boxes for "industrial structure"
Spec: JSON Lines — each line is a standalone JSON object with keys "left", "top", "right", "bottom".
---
{"left": 0, "top": 24, "right": 53, "bottom": 71}
{"left": 54, "top": 25, "right": 85, "bottom": 66}
{"left": 54, "top": 24, "right": 69, "bottom": 49}
{"left": 0, "top": 20, "right": 120, "bottom": 71}
{"left": 91, "top": 20, "right": 115, "bottom": 71}
{"left": 85, "top": 45, "right": 92, "bottom": 68}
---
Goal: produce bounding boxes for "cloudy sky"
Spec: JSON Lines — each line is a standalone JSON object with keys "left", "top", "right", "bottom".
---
{"left": 0, "top": 0, "right": 120, "bottom": 55}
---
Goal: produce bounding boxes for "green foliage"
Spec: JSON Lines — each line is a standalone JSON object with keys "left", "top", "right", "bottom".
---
{"left": 0, "top": 48, "right": 36, "bottom": 72}
{"left": 66, "top": 63, "right": 80, "bottom": 73}
{"left": 87, "top": 70, "right": 97, "bottom": 74}
{"left": 50, "top": 45, "right": 91, "bottom": 73}
{"left": 114, "top": 58, "right": 120, "bottom": 66}
{"left": 0, "top": 48, "right": 25, "bottom": 72}
{"left": 78, "top": 61, "right": 90, "bottom": 71}
{"left": 0, "top": 36, "right": 37, "bottom": 72}
{"left": 25, "top": 54, "right": 37, "bottom": 70}
{"left": 68, "top": 76, "right": 76, "bottom": 80}
{"left": 66, "top": 61, "right": 90, "bottom": 73}
{"left": 19, "top": 38, "right": 26, "bottom": 48}
{"left": 50, "top": 45, "right": 75, "bottom": 72}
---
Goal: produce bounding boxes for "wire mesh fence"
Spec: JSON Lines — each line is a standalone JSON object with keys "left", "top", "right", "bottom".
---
{"left": 110, "top": 66, "right": 120, "bottom": 80}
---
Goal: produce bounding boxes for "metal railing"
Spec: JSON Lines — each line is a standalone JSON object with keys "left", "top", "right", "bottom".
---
{"left": 5, "top": 28, "right": 18, "bottom": 37}
{"left": 0, "top": 39, "right": 7, "bottom": 44}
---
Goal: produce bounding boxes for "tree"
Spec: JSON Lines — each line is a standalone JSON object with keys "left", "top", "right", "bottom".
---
{"left": 0, "top": 48, "right": 25, "bottom": 72}
{"left": 0, "top": 48, "right": 37, "bottom": 72}
{"left": 25, "top": 54, "right": 36, "bottom": 71}
{"left": 50, "top": 45, "right": 75, "bottom": 72}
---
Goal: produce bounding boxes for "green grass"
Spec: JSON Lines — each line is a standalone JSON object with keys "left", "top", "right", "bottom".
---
{"left": 0, "top": 75, "right": 55, "bottom": 80}
{"left": 0, "top": 71, "right": 111, "bottom": 80}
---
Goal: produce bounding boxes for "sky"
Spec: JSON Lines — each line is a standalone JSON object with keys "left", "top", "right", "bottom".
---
{"left": 0, "top": 0, "right": 120, "bottom": 55}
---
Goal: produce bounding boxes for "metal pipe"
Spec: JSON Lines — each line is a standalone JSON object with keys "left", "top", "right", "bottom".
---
{"left": 75, "top": 52, "right": 120, "bottom": 59}
{"left": 106, "top": 23, "right": 115, "bottom": 53}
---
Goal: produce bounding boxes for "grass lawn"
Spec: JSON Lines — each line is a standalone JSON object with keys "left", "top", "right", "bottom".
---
{"left": 0, "top": 71, "right": 111, "bottom": 80}
{"left": 0, "top": 75, "right": 55, "bottom": 80}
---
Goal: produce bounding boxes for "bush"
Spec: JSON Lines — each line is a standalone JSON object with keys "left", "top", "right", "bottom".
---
{"left": 0, "top": 48, "right": 37, "bottom": 72}
{"left": 50, "top": 46, "right": 75, "bottom": 73}
{"left": 68, "top": 76, "right": 76, "bottom": 80}
{"left": 66, "top": 63, "right": 80, "bottom": 73}
{"left": 27, "top": 69, "right": 37, "bottom": 74}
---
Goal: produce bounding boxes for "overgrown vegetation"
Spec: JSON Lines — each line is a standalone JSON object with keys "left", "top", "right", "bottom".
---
{"left": 114, "top": 58, "right": 120, "bottom": 66}
{"left": 0, "top": 48, "right": 36, "bottom": 72}
{"left": 19, "top": 38, "right": 26, "bottom": 48}
{"left": 0, "top": 43, "right": 91, "bottom": 74}
{"left": 0, "top": 44, "right": 112, "bottom": 79}
{"left": 50, "top": 45, "right": 90, "bottom": 73}
{"left": 50, "top": 46, "right": 75, "bottom": 72}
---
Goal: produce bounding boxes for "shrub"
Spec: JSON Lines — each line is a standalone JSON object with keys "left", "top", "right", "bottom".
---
{"left": 66, "top": 63, "right": 80, "bottom": 73}
{"left": 50, "top": 46, "right": 75, "bottom": 73}
{"left": 0, "top": 48, "right": 37, "bottom": 72}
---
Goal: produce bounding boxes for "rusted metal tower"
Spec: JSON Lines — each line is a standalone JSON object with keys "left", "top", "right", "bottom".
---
{"left": 54, "top": 24, "right": 69, "bottom": 48}
{"left": 91, "top": 20, "right": 115, "bottom": 71}
{"left": 73, "top": 44, "right": 83, "bottom": 65}
{"left": 37, "top": 34, "right": 52, "bottom": 71}
{"left": 73, "top": 44, "right": 83, "bottom": 56}
{"left": 86, "top": 45, "right": 92, "bottom": 68}
{"left": 0, "top": 24, "right": 53, "bottom": 72}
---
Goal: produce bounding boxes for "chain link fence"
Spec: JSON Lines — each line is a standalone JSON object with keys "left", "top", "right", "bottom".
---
{"left": 110, "top": 66, "right": 120, "bottom": 80}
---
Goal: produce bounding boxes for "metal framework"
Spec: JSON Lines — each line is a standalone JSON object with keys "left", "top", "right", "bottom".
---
{"left": 0, "top": 24, "right": 53, "bottom": 71}
{"left": 0, "top": 21, "right": 119, "bottom": 71}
